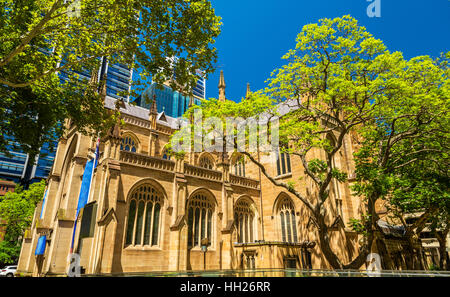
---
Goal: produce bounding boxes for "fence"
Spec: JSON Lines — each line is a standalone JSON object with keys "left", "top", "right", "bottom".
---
{"left": 86, "top": 268, "right": 450, "bottom": 277}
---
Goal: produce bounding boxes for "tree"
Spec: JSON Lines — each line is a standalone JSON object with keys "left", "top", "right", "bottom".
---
{"left": 362, "top": 144, "right": 449, "bottom": 270}
{"left": 171, "top": 16, "right": 449, "bottom": 270}
{"left": 0, "top": 0, "right": 221, "bottom": 158}
{"left": 0, "top": 180, "right": 45, "bottom": 266}
{"left": 355, "top": 93, "right": 449, "bottom": 269}
{"left": 351, "top": 51, "right": 449, "bottom": 269}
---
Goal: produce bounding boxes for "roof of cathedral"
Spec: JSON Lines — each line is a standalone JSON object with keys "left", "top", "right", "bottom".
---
{"left": 104, "top": 96, "right": 180, "bottom": 129}
{"left": 156, "top": 111, "right": 180, "bottom": 129}
{"left": 104, "top": 95, "right": 302, "bottom": 131}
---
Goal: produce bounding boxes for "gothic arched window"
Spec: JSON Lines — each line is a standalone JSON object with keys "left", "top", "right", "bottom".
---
{"left": 162, "top": 149, "right": 171, "bottom": 160}
{"left": 125, "top": 184, "right": 162, "bottom": 247}
{"left": 199, "top": 155, "right": 214, "bottom": 170}
{"left": 276, "top": 152, "right": 291, "bottom": 176}
{"left": 121, "top": 134, "right": 138, "bottom": 153}
{"left": 232, "top": 156, "right": 246, "bottom": 177}
{"left": 278, "top": 196, "right": 298, "bottom": 243}
{"left": 187, "top": 193, "right": 214, "bottom": 248}
{"left": 234, "top": 199, "right": 255, "bottom": 243}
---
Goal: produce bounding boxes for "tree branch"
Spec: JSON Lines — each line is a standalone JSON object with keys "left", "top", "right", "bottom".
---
{"left": 240, "top": 151, "right": 316, "bottom": 214}
{"left": 0, "top": 0, "right": 64, "bottom": 67}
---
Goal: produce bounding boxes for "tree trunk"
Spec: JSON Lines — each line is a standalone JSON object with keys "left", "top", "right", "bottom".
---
{"left": 315, "top": 211, "right": 375, "bottom": 270}
{"left": 439, "top": 244, "right": 446, "bottom": 270}
{"left": 307, "top": 186, "right": 376, "bottom": 270}
{"left": 416, "top": 247, "right": 425, "bottom": 270}
{"left": 404, "top": 235, "right": 424, "bottom": 270}
{"left": 446, "top": 253, "right": 450, "bottom": 271}
{"left": 375, "top": 239, "right": 394, "bottom": 270}
{"left": 316, "top": 216, "right": 344, "bottom": 269}
{"left": 436, "top": 228, "right": 449, "bottom": 270}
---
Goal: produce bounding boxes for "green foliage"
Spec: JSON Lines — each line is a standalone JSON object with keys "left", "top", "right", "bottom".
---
{"left": 0, "top": 240, "right": 21, "bottom": 267}
{"left": 0, "top": 0, "right": 221, "bottom": 157}
{"left": 163, "top": 143, "right": 186, "bottom": 160}
{"left": 331, "top": 168, "right": 348, "bottom": 183}
{"left": 428, "top": 263, "right": 440, "bottom": 271}
{"left": 0, "top": 180, "right": 46, "bottom": 266}
{"left": 348, "top": 217, "right": 367, "bottom": 235}
{"left": 308, "top": 159, "right": 327, "bottom": 175}
{"left": 350, "top": 47, "right": 449, "bottom": 232}
{"left": 286, "top": 181, "right": 296, "bottom": 192}
{"left": 170, "top": 15, "right": 449, "bottom": 269}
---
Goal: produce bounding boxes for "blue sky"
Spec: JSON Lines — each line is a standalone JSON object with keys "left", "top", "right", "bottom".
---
{"left": 205, "top": 0, "right": 450, "bottom": 102}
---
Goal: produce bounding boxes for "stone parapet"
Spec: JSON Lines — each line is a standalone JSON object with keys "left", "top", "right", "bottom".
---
{"left": 230, "top": 174, "right": 260, "bottom": 189}
{"left": 184, "top": 164, "right": 222, "bottom": 182}
{"left": 120, "top": 150, "right": 175, "bottom": 172}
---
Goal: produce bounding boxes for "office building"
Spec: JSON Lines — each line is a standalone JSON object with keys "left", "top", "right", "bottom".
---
{"left": 101, "top": 60, "right": 133, "bottom": 102}
{"left": 133, "top": 68, "right": 206, "bottom": 118}
{"left": 61, "top": 57, "right": 133, "bottom": 102}
{"left": 134, "top": 82, "right": 202, "bottom": 118}
{"left": 0, "top": 137, "right": 57, "bottom": 185}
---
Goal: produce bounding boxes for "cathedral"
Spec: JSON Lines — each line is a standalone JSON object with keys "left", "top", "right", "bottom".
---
{"left": 17, "top": 71, "right": 363, "bottom": 276}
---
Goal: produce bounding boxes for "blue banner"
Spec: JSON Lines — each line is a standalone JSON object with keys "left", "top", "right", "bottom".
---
{"left": 70, "top": 158, "right": 95, "bottom": 252}
{"left": 35, "top": 235, "right": 47, "bottom": 255}
{"left": 76, "top": 158, "right": 94, "bottom": 216}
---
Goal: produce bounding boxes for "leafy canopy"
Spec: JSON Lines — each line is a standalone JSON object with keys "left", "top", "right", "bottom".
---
{"left": 171, "top": 15, "right": 449, "bottom": 269}
{"left": 0, "top": 0, "right": 221, "bottom": 157}
{"left": 0, "top": 180, "right": 45, "bottom": 265}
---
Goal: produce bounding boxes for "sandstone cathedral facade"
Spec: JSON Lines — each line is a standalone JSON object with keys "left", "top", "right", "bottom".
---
{"left": 17, "top": 72, "right": 364, "bottom": 276}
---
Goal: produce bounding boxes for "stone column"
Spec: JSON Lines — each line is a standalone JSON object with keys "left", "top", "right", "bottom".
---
{"left": 41, "top": 174, "right": 61, "bottom": 226}
{"left": 168, "top": 159, "right": 188, "bottom": 271}
{"left": 148, "top": 132, "right": 157, "bottom": 156}
{"left": 88, "top": 163, "right": 107, "bottom": 274}
{"left": 96, "top": 142, "right": 122, "bottom": 273}
{"left": 220, "top": 185, "right": 234, "bottom": 270}
{"left": 62, "top": 155, "right": 87, "bottom": 215}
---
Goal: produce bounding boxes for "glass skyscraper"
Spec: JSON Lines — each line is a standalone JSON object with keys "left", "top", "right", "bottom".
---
{"left": 0, "top": 136, "right": 28, "bottom": 183}
{"left": 60, "top": 58, "right": 133, "bottom": 102}
{"left": 32, "top": 142, "right": 58, "bottom": 183}
{"left": 0, "top": 137, "right": 57, "bottom": 184}
{"left": 134, "top": 83, "right": 202, "bottom": 118}
{"left": 102, "top": 60, "right": 133, "bottom": 101}
{"left": 192, "top": 70, "right": 206, "bottom": 99}
{"left": 134, "top": 72, "right": 205, "bottom": 118}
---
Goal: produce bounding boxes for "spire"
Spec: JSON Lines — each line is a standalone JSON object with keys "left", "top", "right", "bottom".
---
{"left": 109, "top": 96, "right": 122, "bottom": 141}
{"left": 114, "top": 97, "right": 125, "bottom": 110}
{"left": 149, "top": 94, "right": 158, "bottom": 130}
{"left": 89, "top": 67, "right": 99, "bottom": 86}
{"left": 218, "top": 70, "right": 226, "bottom": 88}
{"left": 85, "top": 67, "right": 99, "bottom": 95}
{"left": 218, "top": 70, "right": 226, "bottom": 101}
{"left": 150, "top": 94, "right": 158, "bottom": 115}
{"left": 245, "top": 83, "right": 251, "bottom": 99}
{"left": 100, "top": 74, "right": 107, "bottom": 102}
